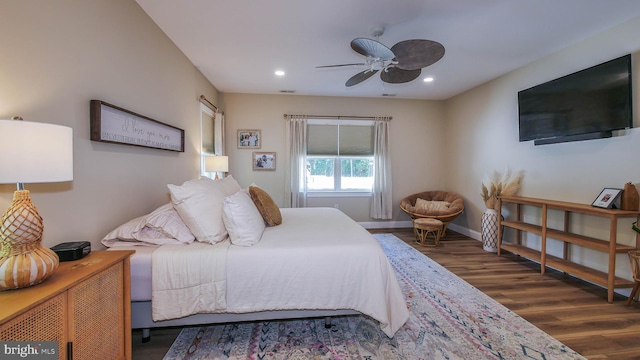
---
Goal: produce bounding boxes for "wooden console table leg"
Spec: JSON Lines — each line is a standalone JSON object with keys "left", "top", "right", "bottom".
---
{"left": 607, "top": 216, "right": 617, "bottom": 303}
{"left": 541, "top": 204, "right": 547, "bottom": 274}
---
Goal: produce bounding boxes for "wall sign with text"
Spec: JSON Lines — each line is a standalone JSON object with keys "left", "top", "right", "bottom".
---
{"left": 90, "top": 100, "right": 185, "bottom": 152}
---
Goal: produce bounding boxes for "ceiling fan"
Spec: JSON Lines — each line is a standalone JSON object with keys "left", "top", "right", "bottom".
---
{"left": 317, "top": 27, "right": 445, "bottom": 87}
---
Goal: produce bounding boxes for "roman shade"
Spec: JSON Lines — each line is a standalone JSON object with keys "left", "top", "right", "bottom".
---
{"left": 307, "top": 124, "right": 374, "bottom": 156}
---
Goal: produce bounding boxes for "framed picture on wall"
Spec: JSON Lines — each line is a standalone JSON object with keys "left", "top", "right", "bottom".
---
{"left": 592, "top": 188, "right": 623, "bottom": 209}
{"left": 253, "top": 152, "right": 276, "bottom": 171}
{"left": 237, "top": 129, "right": 261, "bottom": 149}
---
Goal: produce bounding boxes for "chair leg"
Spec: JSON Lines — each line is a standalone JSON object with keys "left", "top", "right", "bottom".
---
{"left": 441, "top": 222, "right": 449, "bottom": 236}
{"left": 627, "top": 283, "right": 640, "bottom": 306}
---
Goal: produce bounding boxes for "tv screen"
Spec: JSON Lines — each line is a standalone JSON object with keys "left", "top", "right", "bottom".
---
{"left": 518, "top": 54, "right": 632, "bottom": 145}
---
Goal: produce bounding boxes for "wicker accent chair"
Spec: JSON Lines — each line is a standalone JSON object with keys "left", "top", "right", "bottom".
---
{"left": 400, "top": 191, "right": 465, "bottom": 235}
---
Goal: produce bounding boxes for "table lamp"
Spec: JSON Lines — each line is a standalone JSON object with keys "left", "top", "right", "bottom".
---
{"left": 205, "top": 155, "right": 228, "bottom": 180}
{"left": 0, "top": 118, "right": 73, "bottom": 290}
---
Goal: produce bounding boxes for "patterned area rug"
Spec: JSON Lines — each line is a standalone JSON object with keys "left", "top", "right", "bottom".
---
{"left": 163, "top": 233, "right": 585, "bottom": 359}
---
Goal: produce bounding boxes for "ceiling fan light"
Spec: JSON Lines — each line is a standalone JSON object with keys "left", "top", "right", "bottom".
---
{"left": 424, "top": 77, "right": 434, "bottom": 82}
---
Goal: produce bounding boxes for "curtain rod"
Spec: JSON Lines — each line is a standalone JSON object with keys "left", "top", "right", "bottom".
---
{"left": 199, "top": 95, "right": 218, "bottom": 112}
{"left": 283, "top": 114, "right": 391, "bottom": 121}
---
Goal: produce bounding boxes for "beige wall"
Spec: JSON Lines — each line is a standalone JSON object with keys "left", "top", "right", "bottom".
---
{"left": 4, "top": 0, "right": 640, "bottom": 283}
{"left": 0, "top": 0, "right": 220, "bottom": 250}
{"left": 221, "top": 93, "right": 445, "bottom": 224}
{"left": 444, "top": 17, "right": 640, "bottom": 277}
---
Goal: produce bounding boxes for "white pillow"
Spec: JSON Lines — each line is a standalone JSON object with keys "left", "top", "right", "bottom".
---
{"left": 222, "top": 191, "right": 265, "bottom": 246}
{"left": 102, "top": 215, "right": 148, "bottom": 244}
{"left": 101, "top": 203, "right": 195, "bottom": 247}
{"left": 217, "top": 175, "right": 243, "bottom": 196}
{"left": 167, "top": 176, "right": 241, "bottom": 244}
{"left": 145, "top": 203, "right": 195, "bottom": 243}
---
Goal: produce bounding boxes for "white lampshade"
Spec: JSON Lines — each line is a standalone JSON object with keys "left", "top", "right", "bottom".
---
{"left": 0, "top": 120, "right": 73, "bottom": 184}
{"left": 205, "top": 155, "right": 229, "bottom": 173}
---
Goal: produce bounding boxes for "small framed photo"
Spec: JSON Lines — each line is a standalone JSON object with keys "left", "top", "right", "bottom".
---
{"left": 253, "top": 152, "right": 276, "bottom": 171}
{"left": 237, "top": 129, "right": 261, "bottom": 149}
{"left": 592, "top": 188, "right": 623, "bottom": 209}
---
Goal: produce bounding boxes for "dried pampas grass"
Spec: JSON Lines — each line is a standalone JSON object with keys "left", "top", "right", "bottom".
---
{"left": 481, "top": 168, "right": 525, "bottom": 210}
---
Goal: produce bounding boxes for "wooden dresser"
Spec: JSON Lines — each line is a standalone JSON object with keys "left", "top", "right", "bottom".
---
{"left": 0, "top": 250, "right": 134, "bottom": 360}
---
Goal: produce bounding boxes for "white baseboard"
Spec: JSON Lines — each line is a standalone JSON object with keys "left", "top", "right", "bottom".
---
{"left": 359, "top": 220, "right": 482, "bottom": 243}
{"left": 447, "top": 223, "right": 481, "bottom": 242}
{"left": 358, "top": 220, "right": 413, "bottom": 229}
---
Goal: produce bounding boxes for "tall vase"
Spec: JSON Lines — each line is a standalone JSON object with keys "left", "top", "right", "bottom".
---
{"left": 481, "top": 208, "right": 500, "bottom": 253}
{"left": 621, "top": 182, "right": 639, "bottom": 211}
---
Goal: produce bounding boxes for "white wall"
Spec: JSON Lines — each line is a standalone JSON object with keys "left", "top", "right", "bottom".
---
{"left": 444, "top": 17, "right": 640, "bottom": 278}
{"left": 221, "top": 93, "right": 445, "bottom": 223}
{"left": 0, "top": 0, "right": 220, "bottom": 250}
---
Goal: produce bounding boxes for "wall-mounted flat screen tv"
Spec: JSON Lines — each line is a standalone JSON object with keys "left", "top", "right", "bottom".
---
{"left": 518, "top": 54, "right": 632, "bottom": 145}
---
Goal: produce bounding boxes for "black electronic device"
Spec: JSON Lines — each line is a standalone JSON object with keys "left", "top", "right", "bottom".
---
{"left": 51, "top": 241, "right": 91, "bottom": 262}
{"left": 518, "top": 54, "right": 632, "bottom": 145}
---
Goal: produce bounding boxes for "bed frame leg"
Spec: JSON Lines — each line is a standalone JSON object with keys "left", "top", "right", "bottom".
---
{"left": 141, "top": 328, "right": 151, "bottom": 343}
{"left": 324, "top": 317, "right": 332, "bottom": 328}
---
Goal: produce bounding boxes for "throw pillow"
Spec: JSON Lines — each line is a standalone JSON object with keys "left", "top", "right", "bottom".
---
{"left": 222, "top": 191, "right": 266, "bottom": 246}
{"left": 415, "top": 198, "right": 451, "bottom": 212}
{"left": 168, "top": 177, "right": 237, "bottom": 244}
{"left": 248, "top": 186, "right": 282, "bottom": 226}
{"left": 216, "top": 175, "right": 242, "bottom": 196}
{"left": 145, "top": 203, "right": 195, "bottom": 243}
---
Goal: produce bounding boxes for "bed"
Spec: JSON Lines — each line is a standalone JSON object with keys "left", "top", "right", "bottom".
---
{"left": 103, "top": 176, "right": 409, "bottom": 341}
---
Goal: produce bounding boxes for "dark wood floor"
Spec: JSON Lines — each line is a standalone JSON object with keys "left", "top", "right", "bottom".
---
{"left": 133, "top": 229, "right": 640, "bottom": 359}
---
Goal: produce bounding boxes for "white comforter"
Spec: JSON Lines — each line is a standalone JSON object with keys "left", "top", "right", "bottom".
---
{"left": 151, "top": 241, "right": 230, "bottom": 321}
{"left": 151, "top": 207, "right": 409, "bottom": 337}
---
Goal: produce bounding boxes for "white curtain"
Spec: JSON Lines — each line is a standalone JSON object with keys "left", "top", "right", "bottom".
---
{"left": 286, "top": 115, "right": 307, "bottom": 208}
{"left": 370, "top": 117, "right": 392, "bottom": 219}
{"left": 214, "top": 112, "right": 225, "bottom": 155}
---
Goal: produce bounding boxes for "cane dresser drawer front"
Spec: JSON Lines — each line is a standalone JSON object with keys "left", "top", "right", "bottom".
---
{"left": 0, "top": 250, "right": 133, "bottom": 360}
{"left": 0, "top": 294, "right": 68, "bottom": 359}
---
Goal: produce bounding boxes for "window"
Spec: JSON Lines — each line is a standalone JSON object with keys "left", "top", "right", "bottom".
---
{"left": 200, "top": 103, "right": 215, "bottom": 177}
{"left": 306, "top": 120, "right": 374, "bottom": 193}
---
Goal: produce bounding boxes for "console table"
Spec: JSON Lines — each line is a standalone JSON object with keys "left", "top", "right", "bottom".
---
{"left": 0, "top": 250, "right": 134, "bottom": 359}
{"left": 497, "top": 195, "right": 640, "bottom": 303}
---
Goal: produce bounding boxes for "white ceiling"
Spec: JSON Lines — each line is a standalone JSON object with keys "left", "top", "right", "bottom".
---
{"left": 135, "top": 0, "right": 640, "bottom": 100}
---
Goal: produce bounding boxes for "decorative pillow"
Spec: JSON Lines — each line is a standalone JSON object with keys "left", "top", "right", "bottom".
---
{"left": 145, "top": 203, "right": 195, "bottom": 243}
{"left": 222, "top": 191, "right": 265, "bottom": 246}
{"left": 101, "top": 203, "right": 194, "bottom": 248}
{"left": 415, "top": 198, "right": 451, "bottom": 212}
{"left": 216, "top": 175, "right": 243, "bottom": 196}
{"left": 167, "top": 176, "right": 241, "bottom": 244}
{"left": 102, "top": 215, "right": 148, "bottom": 244}
{"left": 248, "top": 186, "right": 282, "bottom": 226}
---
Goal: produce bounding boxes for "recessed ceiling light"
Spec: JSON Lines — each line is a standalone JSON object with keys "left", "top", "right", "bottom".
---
{"left": 423, "top": 77, "right": 434, "bottom": 83}
{"left": 275, "top": 70, "right": 285, "bottom": 76}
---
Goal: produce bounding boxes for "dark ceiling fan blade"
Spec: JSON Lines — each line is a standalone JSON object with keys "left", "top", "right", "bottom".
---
{"left": 346, "top": 69, "right": 379, "bottom": 87}
{"left": 391, "top": 39, "right": 445, "bottom": 71}
{"left": 316, "top": 63, "right": 366, "bottom": 68}
{"left": 351, "top": 38, "right": 395, "bottom": 60}
{"left": 380, "top": 67, "right": 421, "bottom": 84}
